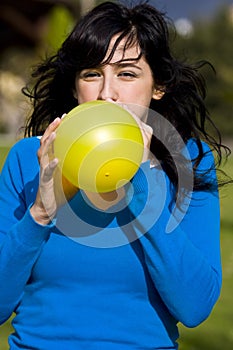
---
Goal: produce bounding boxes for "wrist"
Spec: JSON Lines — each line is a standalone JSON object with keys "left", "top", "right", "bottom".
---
{"left": 30, "top": 204, "right": 54, "bottom": 226}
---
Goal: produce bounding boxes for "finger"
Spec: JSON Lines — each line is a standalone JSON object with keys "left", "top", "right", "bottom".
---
{"left": 130, "top": 115, "right": 153, "bottom": 147}
{"left": 118, "top": 102, "right": 153, "bottom": 135}
{"left": 42, "top": 158, "right": 59, "bottom": 183}
{"left": 40, "top": 117, "right": 61, "bottom": 144}
{"left": 38, "top": 132, "right": 57, "bottom": 167}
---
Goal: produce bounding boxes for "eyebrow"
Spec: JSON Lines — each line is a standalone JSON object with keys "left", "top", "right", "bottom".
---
{"left": 110, "top": 62, "right": 142, "bottom": 70}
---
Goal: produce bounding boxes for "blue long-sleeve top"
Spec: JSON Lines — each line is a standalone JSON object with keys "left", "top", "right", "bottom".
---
{"left": 0, "top": 137, "right": 221, "bottom": 350}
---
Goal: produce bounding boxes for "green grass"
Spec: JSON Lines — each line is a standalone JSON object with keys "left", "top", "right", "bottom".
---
{"left": 179, "top": 156, "right": 233, "bottom": 350}
{"left": 0, "top": 146, "right": 10, "bottom": 172}
{"left": 179, "top": 226, "right": 233, "bottom": 350}
{"left": 0, "top": 147, "right": 232, "bottom": 349}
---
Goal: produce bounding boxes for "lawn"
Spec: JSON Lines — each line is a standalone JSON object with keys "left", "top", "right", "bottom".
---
{"left": 0, "top": 146, "right": 10, "bottom": 172}
{"left": 179, "top": 157, "right": 233, "bottom": 350}
{"left": 0, "top": 146, "right": 232, "bottom": 349}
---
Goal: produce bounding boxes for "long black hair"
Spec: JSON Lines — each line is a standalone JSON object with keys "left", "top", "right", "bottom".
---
{"left": 23, "top": 0, "right": 231, "bottom": 194}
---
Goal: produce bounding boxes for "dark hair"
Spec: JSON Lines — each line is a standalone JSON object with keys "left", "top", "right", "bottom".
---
{"left": 23, "top": 0, "right": 231, "bottom": 195}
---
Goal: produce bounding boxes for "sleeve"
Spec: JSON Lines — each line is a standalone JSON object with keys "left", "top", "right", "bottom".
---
{"left": 126, "top": 141, "right": 221, "bottom": 328}
{"left": 0, "top": 139, "right": 53, "bottom": 324}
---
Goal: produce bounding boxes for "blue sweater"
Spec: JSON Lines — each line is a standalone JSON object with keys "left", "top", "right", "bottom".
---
{"left": 0, "top": 137, "right": 221, "bottom": 350}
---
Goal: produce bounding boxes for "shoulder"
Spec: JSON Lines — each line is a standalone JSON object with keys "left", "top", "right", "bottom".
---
{"left": 6, "top": 136, "right": 40, "bottom": 163}
{"left": 1, "top": 137, "right": 40, "bottom": 175}
{"left": 186, "top": 138, "right": 212, "bottom": 157}
{"left": 186, "top": 138, "right": 215, "bottom": 170}
{"left": 186, "top": 138, "right": 218, "bottom": 191}
{"left": 9, "top": 136, "right": 41, "bottom": 156}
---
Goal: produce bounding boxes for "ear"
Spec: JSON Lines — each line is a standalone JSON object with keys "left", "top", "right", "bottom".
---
{"left": 73, "top": 89, "right": 78, "bottom": 100}
{"left": 152, "top": 88, "right": 165, "bottom": 100}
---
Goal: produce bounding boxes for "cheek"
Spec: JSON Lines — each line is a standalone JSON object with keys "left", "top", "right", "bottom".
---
{"left": 74, "top": 81, "right": 98, "bottom": 103}
{"left": 126, "top": 85, "right": 154, "bottom": 106}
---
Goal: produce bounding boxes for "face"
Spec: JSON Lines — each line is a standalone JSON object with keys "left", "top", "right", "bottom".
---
{"left": 74, "top": 35, "right": 163, "bottom": 118}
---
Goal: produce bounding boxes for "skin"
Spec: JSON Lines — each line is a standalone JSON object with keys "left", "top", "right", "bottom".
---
{"left": 30, "top": 36, "right": 164, "bottom": 224}
{"left": 74, "top": 38, "right": 162, "bottom": 109}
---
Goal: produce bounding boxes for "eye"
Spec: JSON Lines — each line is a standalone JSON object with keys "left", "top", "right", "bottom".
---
{"left": 79, "top": 70, "right": 101, "bottom": 80}
{"left": 118, "top": 71, "right": 137, "bottom": 79}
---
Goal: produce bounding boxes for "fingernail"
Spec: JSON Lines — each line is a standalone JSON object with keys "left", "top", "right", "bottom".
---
{"left": 52, "top": 117, "right": 60, "bottom": 124}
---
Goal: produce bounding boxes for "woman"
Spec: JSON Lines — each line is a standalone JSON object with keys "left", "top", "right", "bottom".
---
{"left": 0, "top": 1, "right": 230, "bottom": 349}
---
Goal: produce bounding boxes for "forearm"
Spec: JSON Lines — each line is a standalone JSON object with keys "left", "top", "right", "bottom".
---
{"left": 0, "top": 208, "right": 52, "bottom": 324}
{"left": 138, "top": 210, "right": 221, "bottom": 327}
{"left": 127, "top": 161, "right": 221, "bottom": 327}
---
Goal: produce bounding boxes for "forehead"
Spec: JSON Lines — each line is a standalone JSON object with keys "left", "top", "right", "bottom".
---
{"left": 104, "top": 35, "right": 141, "bottom": 63}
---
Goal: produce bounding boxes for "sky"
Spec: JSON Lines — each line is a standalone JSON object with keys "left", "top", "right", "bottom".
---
{"left": 148, "top": 0, "right": 233, "bottom": 20}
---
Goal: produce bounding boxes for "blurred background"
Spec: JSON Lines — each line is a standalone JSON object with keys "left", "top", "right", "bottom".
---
{"left": 0, "top": 0, "right": 233, "bottom": 142}
{"left": 0, "top": 1, "right": 232, "bottom": 349}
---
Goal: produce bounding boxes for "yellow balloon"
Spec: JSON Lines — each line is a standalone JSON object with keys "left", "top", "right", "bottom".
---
{"left": 54, "top": 100, "right": 144, "bottom": 192}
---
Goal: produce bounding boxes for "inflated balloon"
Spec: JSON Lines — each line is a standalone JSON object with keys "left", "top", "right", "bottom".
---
{"left": 54, "top": 100, "right": 144, "bottom": 192}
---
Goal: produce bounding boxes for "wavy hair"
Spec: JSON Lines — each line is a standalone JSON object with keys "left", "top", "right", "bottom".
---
{"left": 23, "top": 1, "right": 231, "bottom": 194}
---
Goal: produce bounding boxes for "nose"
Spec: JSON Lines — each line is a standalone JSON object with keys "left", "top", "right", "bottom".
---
{"left": 98, "top": 76, "right": 118, "bottom": 102}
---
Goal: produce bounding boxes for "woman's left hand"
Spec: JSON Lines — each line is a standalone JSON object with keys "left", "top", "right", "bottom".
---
{"left": 119, "top": 103, "right": 153, "bottom": 163}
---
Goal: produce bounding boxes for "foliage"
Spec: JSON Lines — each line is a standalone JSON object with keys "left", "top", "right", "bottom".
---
{"left": 171, "top": 6, "right": 233, "bottom": 137}
{"left": 44, "top": 5, "right": 75, "bottom": 54}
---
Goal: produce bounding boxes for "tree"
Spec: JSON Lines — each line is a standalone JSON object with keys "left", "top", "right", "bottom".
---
{"left": 172, "top": 5, "right": 233, "bottom": 137}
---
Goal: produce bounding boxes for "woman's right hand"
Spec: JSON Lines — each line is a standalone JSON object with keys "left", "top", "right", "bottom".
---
{"left": 30, "top": 118, "right": 78, "bottom": 226}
